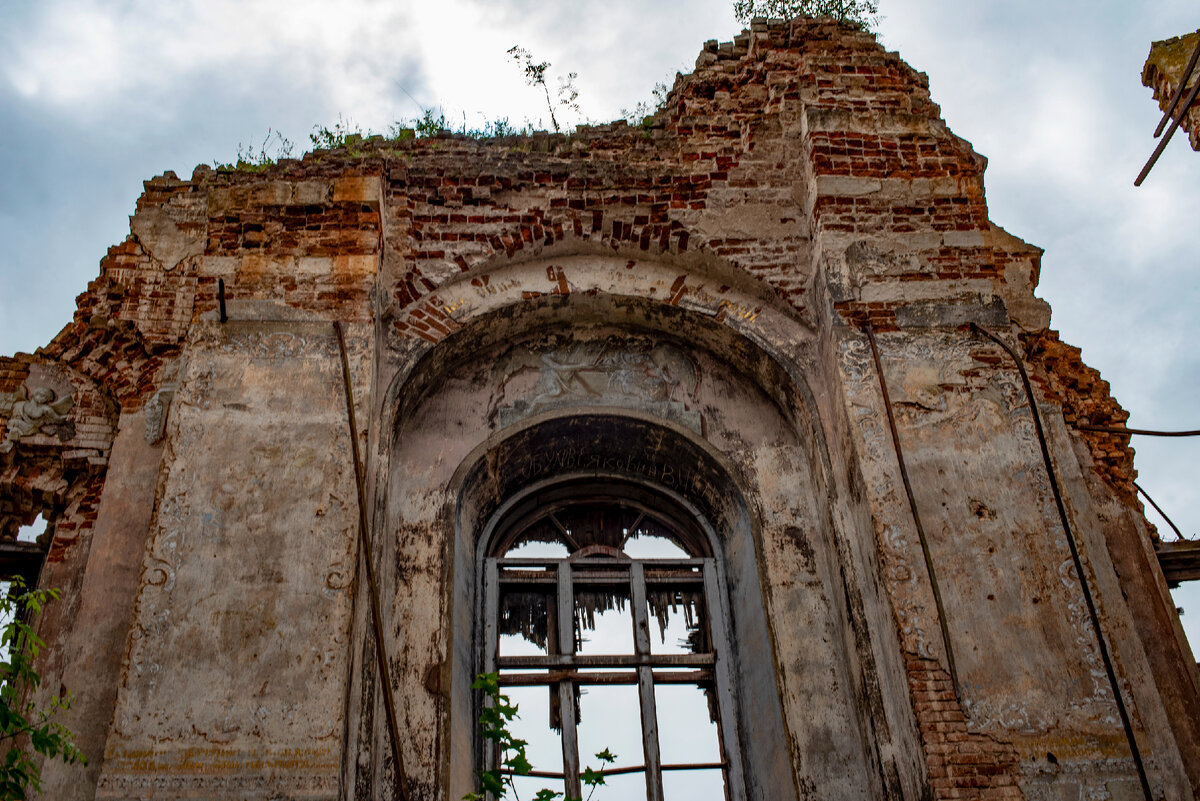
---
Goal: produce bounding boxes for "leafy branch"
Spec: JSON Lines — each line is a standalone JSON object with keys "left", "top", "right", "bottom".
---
{"left": 464, "top": 672, "right": 615, "bottom": 801}
{"left": 507, "top": 46, "right": 580, "bottom": 134}
{"left": 732, "top": 0, "right": 880, "bottom": 30}
{"left": 0, "top": 579, "right": 86, "bottom": 799}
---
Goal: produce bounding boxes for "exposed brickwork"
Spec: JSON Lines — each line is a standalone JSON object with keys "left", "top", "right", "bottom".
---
{"left": 1020, "top": 329, "right": 1137, "bottom": 505}
{"left": 0, "top": 357, "right": 32, "bottom": 395}
{"left": 196, "top": 167, "right": 382, "bottom": 322}
{"left": 90, "top": 239, "right": 195, "bottom": 350}
{"left": 204, "top": 176, "right": 381, "bottom": 256}
{"left": 379, "top": 137, "right": 732, "bottom": 334}
{"left": 834, "top": 300, "right": 900, "bottom": 331}
{"left": 908, "top": 657, "right": 1023, "bottom": 799}
{"left": 42, "top": 471, "right": 105, "bottom": 564}
{"left": 809, "top": 131, "right": 981, "bottom": 180}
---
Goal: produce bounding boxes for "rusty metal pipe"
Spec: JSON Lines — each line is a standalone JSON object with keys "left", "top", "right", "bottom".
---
{"left": 335, "top": 321, "right": 410, "bottom": 801}
{"left": 1075, "top": 424, "right": 1200, "bottom": 438}
{"left": 970, "top": 323, "right": 1153, "bottom": 801}
{"left": 1153, "top": 32, "right": 1200, "bottom": 138}
{"left": 1133, "top": 481, "right": 1186, "bottom": 542}
{"left": 1136, "top": 68, "right": 1200, "bottom": 186}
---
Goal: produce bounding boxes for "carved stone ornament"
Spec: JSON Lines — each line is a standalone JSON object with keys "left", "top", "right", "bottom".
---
{"left": 144, "top": 387, "right": 176, "bottom": 445}
{"left": 0, "top": 384, "right": 74, "bottom": 453}
{"left": 490, "top": 338, "right": 701, "bottom": 432}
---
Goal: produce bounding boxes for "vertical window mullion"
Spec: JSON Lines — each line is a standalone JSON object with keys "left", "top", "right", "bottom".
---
{"left": 703, "top": 558, "right": 743, "bottom": 799}
{"left": 482, "top": 559, "right": 500, "bottom": 783}
{"left": 631, "top": 563, "right": 665, "bottom": 801}
{"left": 484, "top": 559, "right": 499, "bottom": 674}
{"left": 557, "top": 561, "right": 582, "bottom": 800}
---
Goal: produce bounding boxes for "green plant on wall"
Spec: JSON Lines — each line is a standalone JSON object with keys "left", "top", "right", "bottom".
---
{"left": 395, "top": 109, "right": 521, "bottom": 140}
{"left": 464, "top": 673, "right": 615, "bottom": 801}
{"left": 213, "top": 129, "right": 295, "bottom": 172}
{"left": 732, "top": 0, "right": 879, "bottom": 30}
{"left": 507, "top": 46, "right": 580, "bottom": 134}
{"left": 310, "top": 114, "right": 367, "bottom": 151}
{"left": 0, "top": 579, "right": 85, "bottom": 800}
{"left": 621, "top": 80, "right": 673, "bottom": 130}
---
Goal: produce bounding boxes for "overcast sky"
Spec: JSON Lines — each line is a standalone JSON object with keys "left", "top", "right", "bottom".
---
{"left": 1, "top": 0, "right": 1197, "bottom": 649}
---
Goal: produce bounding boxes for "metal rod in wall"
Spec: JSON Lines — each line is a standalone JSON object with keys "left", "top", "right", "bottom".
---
{"left": 1133, "top": 481, "right": 1186, "bottom": 542}
{"left": 335, "top": 321, "right": 410, "bottom": 801}
{"left": 864, "top": 324, "right": 962, "bottom": 698}
{"left": 969, "top": 323, "right": 1153, "bottom": 801}
{"left": 1152, "top": 31, "right": 1200, "bottom": 138}
{"left": 1074, "top": 423, "right": 1200, "bottom": 438}
{"left": 1136, "top": 60, "right": 1200, "bottom": 186}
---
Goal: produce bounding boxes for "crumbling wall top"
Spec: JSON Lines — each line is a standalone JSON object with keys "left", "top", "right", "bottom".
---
{"left": 1143, "top": 30, "right": 1200, "bottom": 152}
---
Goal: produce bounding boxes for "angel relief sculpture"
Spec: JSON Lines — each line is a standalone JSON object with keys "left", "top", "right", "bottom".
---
{"left": 489, "top": 339, "right": 701, "bottom": 430}
{"left": 1, "top": 385, "right": 74, "bottom": 453}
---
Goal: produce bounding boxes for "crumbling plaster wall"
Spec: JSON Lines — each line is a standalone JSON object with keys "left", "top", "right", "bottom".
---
{"left": 360, "top": 276, "right": 926, "bottom": 800}
{"left": 0, "top": 16, "right": 1195, "bottom": 801}
{"left": 93, "top": 320, "right": 372, "bottom": 800}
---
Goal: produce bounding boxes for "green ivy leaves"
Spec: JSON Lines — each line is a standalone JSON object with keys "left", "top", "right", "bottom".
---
{"left": 465, "top": 672, "right": 615, "bottom": 801}
{"left": 0, "top": 579, "right": 85, "bottom": 800}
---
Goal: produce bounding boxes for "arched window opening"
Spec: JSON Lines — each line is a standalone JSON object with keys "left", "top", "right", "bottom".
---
{"left": 481, "top": 484, "right": 741, "bottom": 801}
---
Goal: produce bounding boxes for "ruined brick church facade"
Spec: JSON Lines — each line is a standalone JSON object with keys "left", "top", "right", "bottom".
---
{"left": 2, "top": 18, "right": 1197, "bottom": 801}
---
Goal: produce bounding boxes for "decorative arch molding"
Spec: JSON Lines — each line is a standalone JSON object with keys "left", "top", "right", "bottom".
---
{"left": 358, "top": 270, "right": 929, "bottom": 800}
{"left": 385, "top": 252, "right": 811, "bottom": 359}
{"left": 377, "top": 254, "right": 825, "bottom": 463}
{"left": 385, "top": 207, "right": 813, "bottom": 334}
{"left": 444, "top": 412, "right": 794, "bottom": 801}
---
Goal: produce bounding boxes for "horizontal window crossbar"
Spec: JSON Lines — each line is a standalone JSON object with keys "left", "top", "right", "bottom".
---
{"left": 498, "top": 654, "right": 713, "bottom": 669}
{"left": 498, "top": 762, "right": 727, "bottom": 779}
{"left": 498, "top": 669, "right": 714, "bottom": 686}
{"left": 499, "top": 571, "right": 705, "bottom": 585}
{"left": 497, "top": 557, "right": 708, "bottom": 568}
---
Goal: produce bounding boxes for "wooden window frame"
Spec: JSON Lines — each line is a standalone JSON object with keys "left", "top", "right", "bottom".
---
{"left": 480, "top": 498, "right": 746, "bottom": 801}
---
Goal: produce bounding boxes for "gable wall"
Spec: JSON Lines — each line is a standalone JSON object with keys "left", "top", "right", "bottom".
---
{"left": 1, "top": 17, "right": 1196, "bottom": 801}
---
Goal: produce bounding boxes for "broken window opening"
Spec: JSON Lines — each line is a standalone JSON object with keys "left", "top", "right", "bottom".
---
{"left": 482, "top": 491, "right": 737, "bottom": 801}
{"left": 0, "top": 512, "right": 49, "bottom": 592}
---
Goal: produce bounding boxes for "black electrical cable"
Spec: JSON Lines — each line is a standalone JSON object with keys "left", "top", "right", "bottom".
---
{"left": 970, "top": 323, "right": 1153, "bottom": 801}
{"left": 865, "top": 325, "right": 962, "bottom": 698}
{"left": 1134, "top": 481, "right": 1186, "bottom": 542}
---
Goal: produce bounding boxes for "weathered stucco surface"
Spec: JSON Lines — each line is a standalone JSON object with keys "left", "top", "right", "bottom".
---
{"left": 1, "top": 16, "right": 1197, "bottom": 801}
{"left": 96, "top": 322, "right": 372, "bottom": 799}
